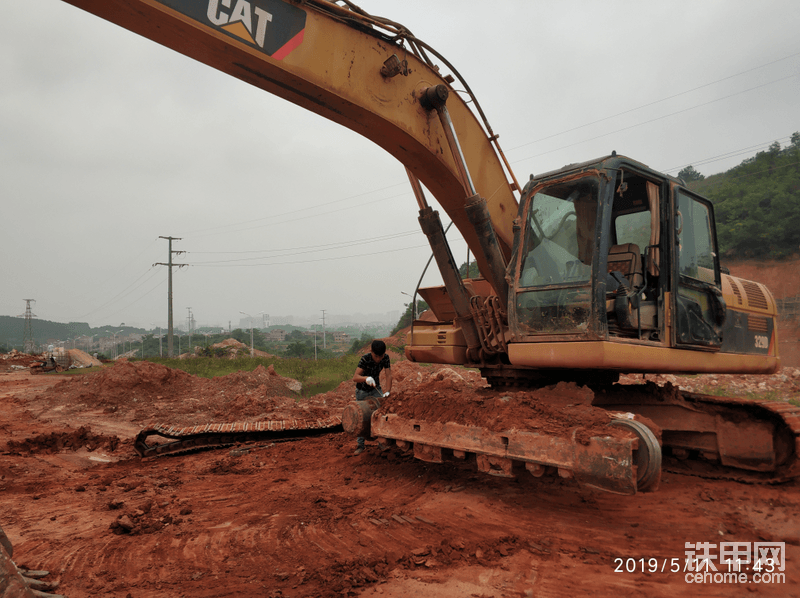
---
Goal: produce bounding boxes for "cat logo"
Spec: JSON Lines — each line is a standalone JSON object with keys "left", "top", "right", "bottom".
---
{"left": 207, "top": 0, "right": 273, "bottom": 49}
{"left": 156, "top": 0, "right": 306, "bottom": 59}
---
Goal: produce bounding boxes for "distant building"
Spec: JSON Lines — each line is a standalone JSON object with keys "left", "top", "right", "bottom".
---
{"left": 266, "top": 329, "right": 286, "bottom": 342}
{"left": 333, "top": 331, "right": 350, "bottom": 343}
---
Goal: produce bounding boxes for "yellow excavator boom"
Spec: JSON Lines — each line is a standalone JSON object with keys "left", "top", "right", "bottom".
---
{"left": 61, "top": 0, "right": 518, "bottom": 277}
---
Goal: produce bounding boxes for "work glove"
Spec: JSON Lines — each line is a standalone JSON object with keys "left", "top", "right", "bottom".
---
{"left": 365, "top": 376, "right": 376, "bottom": 387}
{"left": 382, "top": 391, "right": 390, "bottom": 398}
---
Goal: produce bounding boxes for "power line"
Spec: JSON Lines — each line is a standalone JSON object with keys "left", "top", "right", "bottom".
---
{"left": 189, "top": 229, "right": 421, "bottom": 264}
{"left": 704, "top": 160, "right": 800, "bottom": 185}
{"left": 95, "top": 271, "right": 166, "bottom": 321}
{"left": 188, "top": 229, "right": 419, "bottom": 255}
{"left": 663, "top": 136, "right": 795, "bottom": 173}
{"left": 512, "top": 73, "right": 799, "bottom": 167}
{"left": 75, "top": 266, "right": 160, "bottom": 320}
{"left": 188, "top": 241, "right": 457, "bottom": 268}
{"left": 65, "top": 240, "right": 161, "bottom": 319}
{"left": 508, "top": 50, "right": 800, "bottom": 153}
{"left": 185, "top": 182, "right": 410, "bottom": 238}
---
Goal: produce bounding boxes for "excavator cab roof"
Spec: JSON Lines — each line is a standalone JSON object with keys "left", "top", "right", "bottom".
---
{"left": 523, "top": 154, "right": 684, "bottom": 196}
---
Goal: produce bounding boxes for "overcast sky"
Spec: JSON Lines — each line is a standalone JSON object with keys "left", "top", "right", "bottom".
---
{"left": 2, "top": 0, "right": 798, "bottom": 330}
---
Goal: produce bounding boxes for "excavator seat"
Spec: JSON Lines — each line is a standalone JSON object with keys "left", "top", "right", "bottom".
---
{"left": 607, "top": 243, "right": 643, "bottom": 290}
{"left": 606, "top": 243, "right": 658, "bottom": 332}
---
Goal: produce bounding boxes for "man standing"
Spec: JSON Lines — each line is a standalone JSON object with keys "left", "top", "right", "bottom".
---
{"left": 352, "top": 339, "right": 392, "bottom": 455}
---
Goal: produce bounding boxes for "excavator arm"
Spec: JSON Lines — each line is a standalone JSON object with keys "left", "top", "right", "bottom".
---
{"left": 61, "top": 0, "right": 518, "bottom": 278}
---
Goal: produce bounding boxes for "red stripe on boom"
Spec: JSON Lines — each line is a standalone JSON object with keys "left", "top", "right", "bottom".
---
{"left": 272, "top": 28, "right": 305, "bottom": 61}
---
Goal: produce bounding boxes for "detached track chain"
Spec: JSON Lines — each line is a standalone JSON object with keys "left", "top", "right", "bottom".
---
{"left": 134, "top": 416, "right": 343, "bottom": 457}
{"left": 662, "top": 393, "right": 800, "bottom": 484}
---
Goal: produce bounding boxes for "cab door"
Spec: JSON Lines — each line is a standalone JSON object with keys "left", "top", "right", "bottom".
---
{"left": 671, "top": 188, "right": 726, "bottom": 349}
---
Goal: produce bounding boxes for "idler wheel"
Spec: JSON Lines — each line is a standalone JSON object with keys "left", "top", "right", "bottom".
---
{"left": 610, "top": 418, "right": 662, "bottom": 492}
{"left": 342, "top": 398, "right": 381, "bottom": 436}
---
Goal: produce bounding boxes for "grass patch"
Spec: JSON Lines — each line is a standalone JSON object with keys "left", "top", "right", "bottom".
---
{"left": 142, "top": 355, "right": 360, "bottom": 397}
{"left": 697, "top": 385, "right": 731, "bottom": 397}
{"left": 59, "top": 366, "right": 107, "bottom": 376}
{"left": 743, "top": 390, "right": 784, "bottom": 402}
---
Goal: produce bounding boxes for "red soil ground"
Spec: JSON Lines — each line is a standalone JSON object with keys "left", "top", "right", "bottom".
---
{"left": 1, "top": 360, "right": 799, "bottom": 598}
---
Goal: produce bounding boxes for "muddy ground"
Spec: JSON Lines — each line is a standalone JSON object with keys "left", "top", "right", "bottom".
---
{"left": 1, "top": 359, "right": 799, "bottom": 598}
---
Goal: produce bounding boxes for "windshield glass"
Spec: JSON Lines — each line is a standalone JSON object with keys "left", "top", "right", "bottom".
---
{"left": 515, "top": 177, "right": 599, "bottom": 335}
{"left": 520, "top": 179, "right": 598, "bottom": 287}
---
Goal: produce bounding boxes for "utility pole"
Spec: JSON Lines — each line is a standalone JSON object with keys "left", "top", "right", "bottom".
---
{"left": 186, "top": 307, "right": 195, "bottom": 353}
{"left": 154, "top": 236, "right": 186, "bottom": 357}
{"left": 19, "top": 299, "right": 36, "bottom": 354}
{"left": 321, "top": 309, "right": 326, "bottom": 349}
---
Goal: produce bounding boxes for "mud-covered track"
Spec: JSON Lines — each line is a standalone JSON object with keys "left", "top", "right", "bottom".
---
{"left": 134, "top": 416, "right": 343, "bottom": 457}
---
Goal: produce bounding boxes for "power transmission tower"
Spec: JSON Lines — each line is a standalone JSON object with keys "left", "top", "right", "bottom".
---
{"left": 19, "top": 299, "right": 36, "bottom": 354}
{"left": 321, "top": 309, "right": 326, "bottom": 349}
{"left": 154, "top": 236, "right": 187, "bottom": 357}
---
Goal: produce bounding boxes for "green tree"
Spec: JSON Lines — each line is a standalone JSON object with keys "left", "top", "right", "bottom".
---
{"left": 706, "top": 134, "right": 800, "bottom": 258}
{"left": 391, "top": 299, "right": 429, "bottom": 335}
{"left": 459, "top": 260, "right": 480, "bottom": 278}
{"left": 348, "top": 333, "right": 372, "bottom": 354}
{"left": 284, "top": 341, "right": 313, "bottom": 358}
{"left": 678, "top": 165, "right": 705, "bottom": 183}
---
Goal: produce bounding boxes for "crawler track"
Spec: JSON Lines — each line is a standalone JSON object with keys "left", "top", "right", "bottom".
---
{"left": 132, "top": 384, "right": 800, "bottom": 491}
{"left": 592, "top": 383, "right": 800, "bottom": 484}
{"left": 134, "top": 416, "right": 343, "bottom": 457}
{"left": 661, "top": 396, "right": 800, "bottom": 484}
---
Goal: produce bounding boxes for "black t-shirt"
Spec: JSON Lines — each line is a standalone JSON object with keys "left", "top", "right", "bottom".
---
{"left": 355, "top": 353, "right": 390, "bottom": 391}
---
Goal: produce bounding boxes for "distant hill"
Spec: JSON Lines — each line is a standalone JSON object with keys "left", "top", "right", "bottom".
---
{"left": 687, "top": 133, "right": 800, "bottom": 259}
{"left": 0, "top": 315, "right": 144, "bottom": 350}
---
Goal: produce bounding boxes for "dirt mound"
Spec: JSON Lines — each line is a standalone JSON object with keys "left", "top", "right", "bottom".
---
{"left": 352, "top": 329, "right": 409, "bottom": 362}
{"left": 67, "top": 348, "right": 102, "bottom": 367}
{"left": 389, "top": 361, "right": 484, "bottom": 388}
{"left": 727, "top": 256, "right": 800, "bottom": 299}
{"left": 726, "top": 256, "right": 800, "bottom": 367}
{"left": 5, "top": 426, "right": 120, "bottom": 455}
{"left": 622, "top": 365, "right": 800, "bottom": 397}
{"left": 208, "top": 338, "right": 274, "bottom": 359}
{"left": 0, "top": 349, "right": 39, "bottom": 371}
{"left": 379, "top": 378, "right": 628, "bottom": 444}
{"left": 34, "top": 361, "right": 338, "bottom": 427}
{"left": 213, "top": 338, "right": 247, "bottom": 349}
{"left": 46, "top": 359, "right": 195, "bottom": 408}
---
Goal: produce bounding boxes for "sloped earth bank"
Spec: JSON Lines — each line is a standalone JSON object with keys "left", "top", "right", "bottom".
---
{"left": 1, "top": 363, "right": 799, "bottom": 598}
{"left": 727, "top": 256, "right": 800, "bottom": 368}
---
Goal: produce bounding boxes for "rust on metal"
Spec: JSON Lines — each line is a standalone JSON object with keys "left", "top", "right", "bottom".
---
{"left": 371, "top": 412, "right": 659, "bottom": 495}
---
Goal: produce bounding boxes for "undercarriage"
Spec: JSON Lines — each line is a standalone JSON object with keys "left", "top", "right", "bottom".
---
{"left": 132, "top": 377, "right": 800, "bottom": 496}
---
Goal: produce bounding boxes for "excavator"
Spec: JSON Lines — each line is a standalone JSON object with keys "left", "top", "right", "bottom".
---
{"left": 5, "top": 0, "right": 799, "bottom": 590}
{"left": 4, "top": 5, "right": 800, "bottom": 589}
{"left": 57, "top": 0, "right": 797, "bottom": 492}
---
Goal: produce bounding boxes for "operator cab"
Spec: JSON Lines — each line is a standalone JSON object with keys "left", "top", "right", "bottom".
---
{"left": 510, "top": 154, "right": 725, "bottom": 351}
